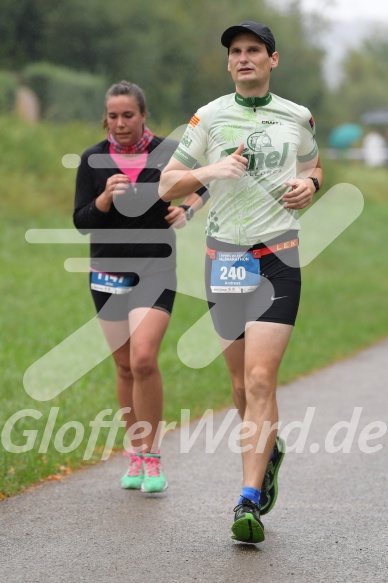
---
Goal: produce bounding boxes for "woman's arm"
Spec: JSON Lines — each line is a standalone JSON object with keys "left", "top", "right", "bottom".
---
{"left": 73, "top": 153, "right": 128, "bottom": 231}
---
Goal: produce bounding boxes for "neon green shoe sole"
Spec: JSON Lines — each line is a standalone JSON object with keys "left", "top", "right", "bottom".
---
{"left": 231, "top": 499, "right": 265, "bottom": 544}
{"left": 231, "top": 514, "right": 265, "bottom": 544}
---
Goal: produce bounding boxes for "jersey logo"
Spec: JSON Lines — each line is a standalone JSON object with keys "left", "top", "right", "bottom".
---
{"left": 221, "top": 141, "right": 290, "bottom": 173}
{"left": 181, "top": 129, "right": 193, "bottom": 148}
{"left": 189, "top": 114, "right": 200, "bottom": 128}
{"left": 247, "top": 130, "right": 273, "bottom": 152}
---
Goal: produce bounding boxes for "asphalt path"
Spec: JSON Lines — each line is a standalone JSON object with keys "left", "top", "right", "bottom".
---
{"left": 1, "top": 340, "right": 387, "bottom": 583}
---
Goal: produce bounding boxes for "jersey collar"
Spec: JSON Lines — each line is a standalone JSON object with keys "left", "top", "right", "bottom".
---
{"left": 235, "top": 92, "right": 272, "bottom": 108}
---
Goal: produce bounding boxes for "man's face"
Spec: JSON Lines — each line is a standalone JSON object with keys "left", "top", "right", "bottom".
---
{"left": 227, "top": 32, "right": 278, "bottom": 91}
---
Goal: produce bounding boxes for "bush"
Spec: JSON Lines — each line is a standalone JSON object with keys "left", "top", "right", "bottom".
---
{"left": 0, "top": 71, "right": 18, "bottom": 113}
{"left": 23, "top": 62, "right": 106, "bottom": 123}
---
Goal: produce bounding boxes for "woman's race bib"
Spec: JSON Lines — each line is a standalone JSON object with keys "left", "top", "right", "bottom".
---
{"left": 90, "top": 271, "right": 135, "bottom": 294}
{"left": 210, "top": 252, "right": 261, "bottom": 293}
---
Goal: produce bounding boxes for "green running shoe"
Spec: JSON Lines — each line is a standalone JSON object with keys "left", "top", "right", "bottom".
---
{"left": 259, "top": 435, "right": 286, "bottom": 516}
{"left": 231, "top": 498, "right": 265, "bottom": 544}
{"left": 121, "top": 451, "right": 144, "bottom": 489}
{"left": 141, "top": 453, "right": 168, "bottom": 493}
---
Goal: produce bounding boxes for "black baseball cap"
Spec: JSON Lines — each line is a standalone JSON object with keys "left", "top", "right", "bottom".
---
{"left": 221, "top": 21, "right": 276, "bottom": 54}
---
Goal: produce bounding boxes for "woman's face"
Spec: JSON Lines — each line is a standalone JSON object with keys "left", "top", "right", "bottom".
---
{"left": 106, "top": 94, "right": 146, "bottom": 146}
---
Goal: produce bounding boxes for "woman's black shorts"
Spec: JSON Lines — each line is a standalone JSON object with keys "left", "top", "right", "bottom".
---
{"left": 90, "top": 269, "right": 177, "bottom": 321}
{"left": 205, "top": 233, "right": 301, "bottom": 340}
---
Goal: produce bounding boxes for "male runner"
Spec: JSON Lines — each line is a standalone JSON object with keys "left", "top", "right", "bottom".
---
{"left": 159, "top": 21, "right": 322, "bottom": 543}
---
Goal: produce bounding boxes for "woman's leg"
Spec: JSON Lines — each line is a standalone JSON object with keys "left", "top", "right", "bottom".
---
{"left": 128, "top": 307, "right": 171, "bottom": 453}
{"left": 98, "top": 319, "right": 139, "bottom": 443}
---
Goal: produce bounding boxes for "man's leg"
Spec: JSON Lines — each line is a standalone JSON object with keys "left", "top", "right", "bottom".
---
{"left": 221, "top": 338, "right": 246, "bottom": 418}
{"left": 221, "top": 321, "right": 291, "bottom": 488}
{"left": 223, "top": 321, "right": 292, "bottom": 543}
{"left": 241, "top": 320, "right": 292, "bottom": 489}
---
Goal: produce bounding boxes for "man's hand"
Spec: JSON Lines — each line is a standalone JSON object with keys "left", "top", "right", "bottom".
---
{"left": 211, "top": 143, "right": 248, "bottom": 180}
{"left": 283, "top": 178, "right": 316, "bottom": 210}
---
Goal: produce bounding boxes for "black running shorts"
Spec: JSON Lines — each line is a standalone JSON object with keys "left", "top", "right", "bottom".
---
{"left": 90, "top": 269, "right": 177, "bottom": 321}
{"left": 205, "top": 232, "right": 301, "bottom": 340}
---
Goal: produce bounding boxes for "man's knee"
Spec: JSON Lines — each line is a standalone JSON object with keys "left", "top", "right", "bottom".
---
{"left": 245, "top": 366, "right": 276, "bottom": 401}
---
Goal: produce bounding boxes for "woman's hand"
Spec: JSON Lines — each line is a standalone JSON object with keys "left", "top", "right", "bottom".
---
{"left": 96, "top": 174, "right": 130, "bottom": 212}
{"left": 104, "top": 174, "right": 130, "bottom": 200}
{"left": 164, "top": 205, "right": 186, "bottom": 229}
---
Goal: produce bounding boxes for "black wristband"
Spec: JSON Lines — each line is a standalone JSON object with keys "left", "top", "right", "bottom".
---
{"left": 308, "top": 176, "right": 320, "bottom": 192}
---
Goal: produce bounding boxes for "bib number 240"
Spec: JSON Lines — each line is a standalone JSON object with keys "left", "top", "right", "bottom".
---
{"left": 210, "top": 251, "right": 260, "bottom": 293}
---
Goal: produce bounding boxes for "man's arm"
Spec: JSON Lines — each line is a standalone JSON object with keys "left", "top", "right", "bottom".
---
{"left": 159, "top": 144, "right": 247, "bottom": 201}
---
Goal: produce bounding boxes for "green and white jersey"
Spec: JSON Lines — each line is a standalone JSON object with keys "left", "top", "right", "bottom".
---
{"left": 173, "top": 92, "right": 318, "bottom": 245}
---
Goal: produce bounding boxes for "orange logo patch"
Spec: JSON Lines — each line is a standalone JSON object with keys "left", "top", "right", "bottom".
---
{"left": 189, "top": 115, "right": 200, "bottom": 128}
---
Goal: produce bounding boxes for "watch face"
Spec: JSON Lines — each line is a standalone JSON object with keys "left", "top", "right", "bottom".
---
{"left": 186, "top": 207, "right": 194, "bottom": 220}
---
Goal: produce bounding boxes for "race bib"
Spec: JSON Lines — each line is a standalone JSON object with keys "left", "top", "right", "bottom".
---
{"left": 210, "top": 252, "right": 261, "bottom": 293}
{"left": 90, "top": 271, "right": 134, "bottom": 294}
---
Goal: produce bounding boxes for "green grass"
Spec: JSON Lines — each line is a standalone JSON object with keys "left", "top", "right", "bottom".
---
{"left": 1, "top": 117, "right": 387, "bottom": 497}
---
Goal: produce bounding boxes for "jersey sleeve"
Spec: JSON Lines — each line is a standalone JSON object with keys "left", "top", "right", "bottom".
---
{"left": 173, "top": 107, "right": 210, "bottom": 168}
{"left": 296, "top": 107, "right": 319, "bottom": 164}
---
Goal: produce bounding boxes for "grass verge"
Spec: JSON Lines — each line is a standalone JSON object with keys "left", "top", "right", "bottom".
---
{"left": 0, "top": 127, "right": 387, "bottom": 497}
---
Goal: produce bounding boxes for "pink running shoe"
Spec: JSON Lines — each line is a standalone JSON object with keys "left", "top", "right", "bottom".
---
{"left": 121, "top": 450, "right": 144, "bottom": 489}
{"left": 141, "top": 452, "right": 168, "bottom": 493}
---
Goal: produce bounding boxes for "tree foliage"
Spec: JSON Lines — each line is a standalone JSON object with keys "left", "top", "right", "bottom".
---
{"left": 336, "top": 32, "right": 388, "bottom": 123}
{"left": 23, "top": 62, "right": 106, "bottom": 122}
{"left": 6, "top": 0, "right": 386, "bottom": 141}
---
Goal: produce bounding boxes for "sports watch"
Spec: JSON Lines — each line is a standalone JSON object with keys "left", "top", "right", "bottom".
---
{"left": 308, "top": 176, "right": 320, "bottom": 192}
{"left": 178, "top": 204, "right": 194, "bottom": 221}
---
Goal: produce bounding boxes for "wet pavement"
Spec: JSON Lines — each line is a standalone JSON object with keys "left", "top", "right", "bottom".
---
{"left": 1, "top": 340, "right": 387, "bottom": 583}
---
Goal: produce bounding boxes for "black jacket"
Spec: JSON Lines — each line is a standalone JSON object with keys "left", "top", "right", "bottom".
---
{"left": 74, "top": 136, "right": 178, "bottom": 274}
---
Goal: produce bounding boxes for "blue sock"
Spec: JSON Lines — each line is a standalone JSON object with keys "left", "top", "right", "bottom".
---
{"left": 238, "top": 486, "right": 261, "bottom": 506}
